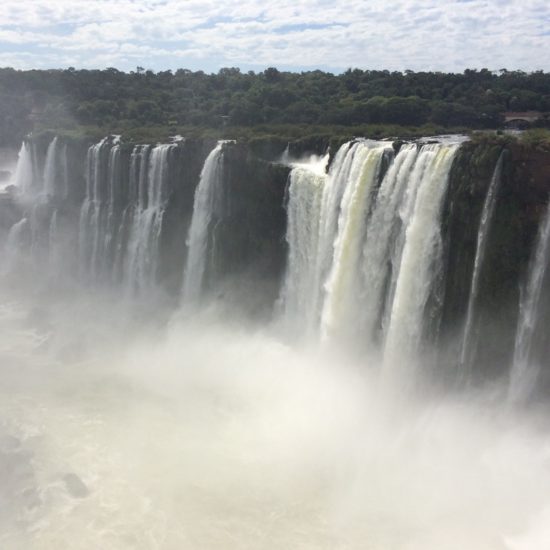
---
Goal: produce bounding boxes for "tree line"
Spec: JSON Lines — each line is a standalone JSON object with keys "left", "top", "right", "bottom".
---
{"left": 1, "top": 66, "right": 550, "bottom": 146}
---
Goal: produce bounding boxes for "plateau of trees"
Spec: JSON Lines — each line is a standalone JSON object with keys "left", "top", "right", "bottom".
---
{"left": 1, "top": 66, "right": 550, "bottom": 146}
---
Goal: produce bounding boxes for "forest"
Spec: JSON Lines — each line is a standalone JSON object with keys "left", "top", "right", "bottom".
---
{"left": 1, "top": 66, "right": 550, "bottom": 146}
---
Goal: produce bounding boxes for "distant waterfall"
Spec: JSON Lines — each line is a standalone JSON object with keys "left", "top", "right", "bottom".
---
{"left": 13, "top": 141, "right": 35, "bottom": 195}
{"left": 458, "top": 152, "right": 504, "bottom": 377}
{"left": 3, "top": 218, "right": 29, "bottom": 275}
{"left": 78, "top": 137, "right": 111, "bottom": 281}
{"left": 43, "top": 137, "right": 59, "bottom": 197}
{"left": 74, "top": 139, "right": 176, "bottom": 293}
{"left": 282, "top": 140, "right": 459, "bottom": 370}
{"left": 4, "top": 136, "right": 69, "bottom": 280}
{"left": 509, "top": 199, "right": 550, "bottom": 402}
{"left": 182, "top": 142, "right": 224, "bottom": 305}
{"left": 124, "top": 144, "right": 174, "bottom": 295}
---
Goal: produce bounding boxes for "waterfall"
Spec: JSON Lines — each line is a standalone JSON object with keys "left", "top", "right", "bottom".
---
{"left": 509, "top": 199, "right": 550, "bottom": 402}
{"left": 182, "top": 142, "right": 224, "bottom": 305}
{"left": 281, "top": 139, "right": 459, "bottom": 356}
{"left": 359, "top": 143, "right": 419, "bottom": 344}
{"left": 281, "top": 166, "right": 326, "bottom": 335}
{"left": 48, "top": 209, "right": 59, "bottom": 275}
{"left": 280, "top": 141, "right": 369, "bottom": 335}
{"left": 3, "top": 218, "right": 29, "bottom": 275}
{"left": 43, "top": 137, "right": 59, "bottom": 198}
{"left": 78, "top": 138, "right": 110, "bottom": 282}
{"left": 383, "top": 143, "right": 459, "bottom": 378}
{"left": 313, "top": 142, "right": 356, "bottom": 321}
{"left": 320, "top": 142, "right": 392, "bottom": 342}
{"left": 123, "top": 144, "right": 174, "bottom": 295}
{"left": 13, "top": 141, "right": 34, "bottom": 195}
{"left": 459, "top": 152, "right": 504, "bottom": 377}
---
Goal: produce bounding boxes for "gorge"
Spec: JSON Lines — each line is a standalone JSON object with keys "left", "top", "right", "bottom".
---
{"left": 0, "top": 131, "right": 550, "bottom": 548}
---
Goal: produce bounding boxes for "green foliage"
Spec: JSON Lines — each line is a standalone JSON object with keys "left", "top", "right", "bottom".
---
{"left": 1, "top": 67, "right": 550, "bottom": 145}
{"left": 520, "top": 128, "right": 550, "bottom": 151}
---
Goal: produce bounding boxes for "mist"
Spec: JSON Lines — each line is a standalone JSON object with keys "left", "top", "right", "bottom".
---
{"left": 0, "top": 284, "right": 548, "bottom": 550}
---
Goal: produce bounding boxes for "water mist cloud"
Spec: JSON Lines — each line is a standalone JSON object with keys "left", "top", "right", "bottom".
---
{"left": 0, "top": 293, "right": 550, "bottom": 549}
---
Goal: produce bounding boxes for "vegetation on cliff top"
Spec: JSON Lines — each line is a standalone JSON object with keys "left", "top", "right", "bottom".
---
{"left": 2, "top": 66, "right": 550, "bottom": 147}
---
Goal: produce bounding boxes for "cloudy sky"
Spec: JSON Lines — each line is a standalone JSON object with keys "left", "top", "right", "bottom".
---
{"left": 1, "top": 0, "right": 549, "bottom": 73}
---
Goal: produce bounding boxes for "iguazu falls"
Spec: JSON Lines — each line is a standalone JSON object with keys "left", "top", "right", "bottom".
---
{"left": 1, "top": 128, "right": 550, "bottom": 549}
{"left": 2, "top": 0, "right": 550, "bottom": 546}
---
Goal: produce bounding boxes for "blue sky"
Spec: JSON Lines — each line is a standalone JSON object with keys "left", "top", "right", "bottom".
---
{"left": 1, "top": 0, "right": 549, "bottom": 73}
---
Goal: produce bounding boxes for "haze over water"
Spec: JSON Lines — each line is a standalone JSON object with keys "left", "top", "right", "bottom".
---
{"left": 1, "top": 136, "right": 550, "bottom": 549}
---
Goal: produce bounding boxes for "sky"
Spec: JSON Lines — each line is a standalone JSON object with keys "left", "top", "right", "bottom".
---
{"left": 1, "top": 0, "right": 549, "bottom": 74}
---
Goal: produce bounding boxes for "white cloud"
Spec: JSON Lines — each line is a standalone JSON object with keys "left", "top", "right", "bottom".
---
{"left": 0, "top": 0, "right": 548, "bottom": 71}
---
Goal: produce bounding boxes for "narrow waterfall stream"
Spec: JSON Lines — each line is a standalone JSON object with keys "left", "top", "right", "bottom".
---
{"left": 459, "top": 151, "right": 505, "bottom": 378}
{"left": 509, "top": 198, "right": 550, "bottom": 402}
{"left": 182, "top": 141, "right": 224, "bottom": 305}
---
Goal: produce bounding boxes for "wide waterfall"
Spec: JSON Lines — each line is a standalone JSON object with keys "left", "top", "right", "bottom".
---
{"left": 1, "top": 133, "right": 550, "bottom": 549}
{"left": 281, "top": 139, "right": 459, "bottom": 381}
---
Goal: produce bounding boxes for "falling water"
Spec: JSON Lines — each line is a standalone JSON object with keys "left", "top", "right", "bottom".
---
{"left": 282, "top": 141, "right": 387, "bottom": 336}
{"left": 320, "top": 142, "right": 392, "bottom": 342}
{"left": 124, "top": 144, "right": 174, "bottom": 295}
{"left": 2, "top": 217, "right": 29, "bottom": 275}
{"left": 383, "top": 144, "right": 459, "bottom": 379}
{"left": 282, "top": 140, "right": 460, "bottom": 357}
{"left": 459, "top": 152, "right": 505, "bottom": 378}
{"left": 13, "top": 141, "right": 34, "bottom": 195}
{"left": 312, "top": 142, "right": 356, "bottom": 321}
{"left": 359, "top": 143, "right": 419, "bottom": 344}
{"left": 281, "top": 165, "right": 326, "bottom": 335}
{"left": 78, "top": 138, "right": 109, "bottom": 281}
{"left": 182, "top": 142, "right": 224, "bottom": 305}
{"left": 43, "top": 137, "right": 59, "bottom": 198}
{"left": 509, "top": 199, "right": 550, "bottom": 402}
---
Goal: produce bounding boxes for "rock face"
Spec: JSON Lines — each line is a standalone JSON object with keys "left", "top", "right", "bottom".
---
{"left": 439, "top": 139, "right": 550, "bottom": 379}
{"left": 205, "top": 144, "right": 290, "bottom": 317}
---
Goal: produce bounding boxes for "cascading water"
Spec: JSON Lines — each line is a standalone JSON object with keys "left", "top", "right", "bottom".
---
{"left": 3, "top": 217, "right": 29, "bottom": 276}
{"left": 282, "top": 139, "right": 460, "bottom": 371}
{"left": 124, "top": 143, "right": 174, "bottom": 295}
{"left": 13, "top": 141, "right": 35, "bottom": 196}
{"left": 459, "top": 151, "right": 504, "bottom": 378}
{"left": 320, "top": 142, "right": 393, "bottom": 342}
{"left": 181, "top": 141, "right": 224, "bottom": 305}
{"left": 509, "top": 199, "right": 550, "bottom": 402}
{"left": 382, "top": 143, "right": 459, "bottom": 382}
{"left": 281, "top": 160, "right": 326, "bottom": 335}
{"left": 282, "top": 141, "right": 388, "bottom": 337}
{"left": 78, "top": 137, "right": 110, "bottom": 281}
{"left": 43, "top": 137, "right": 59, "bottom": 198}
